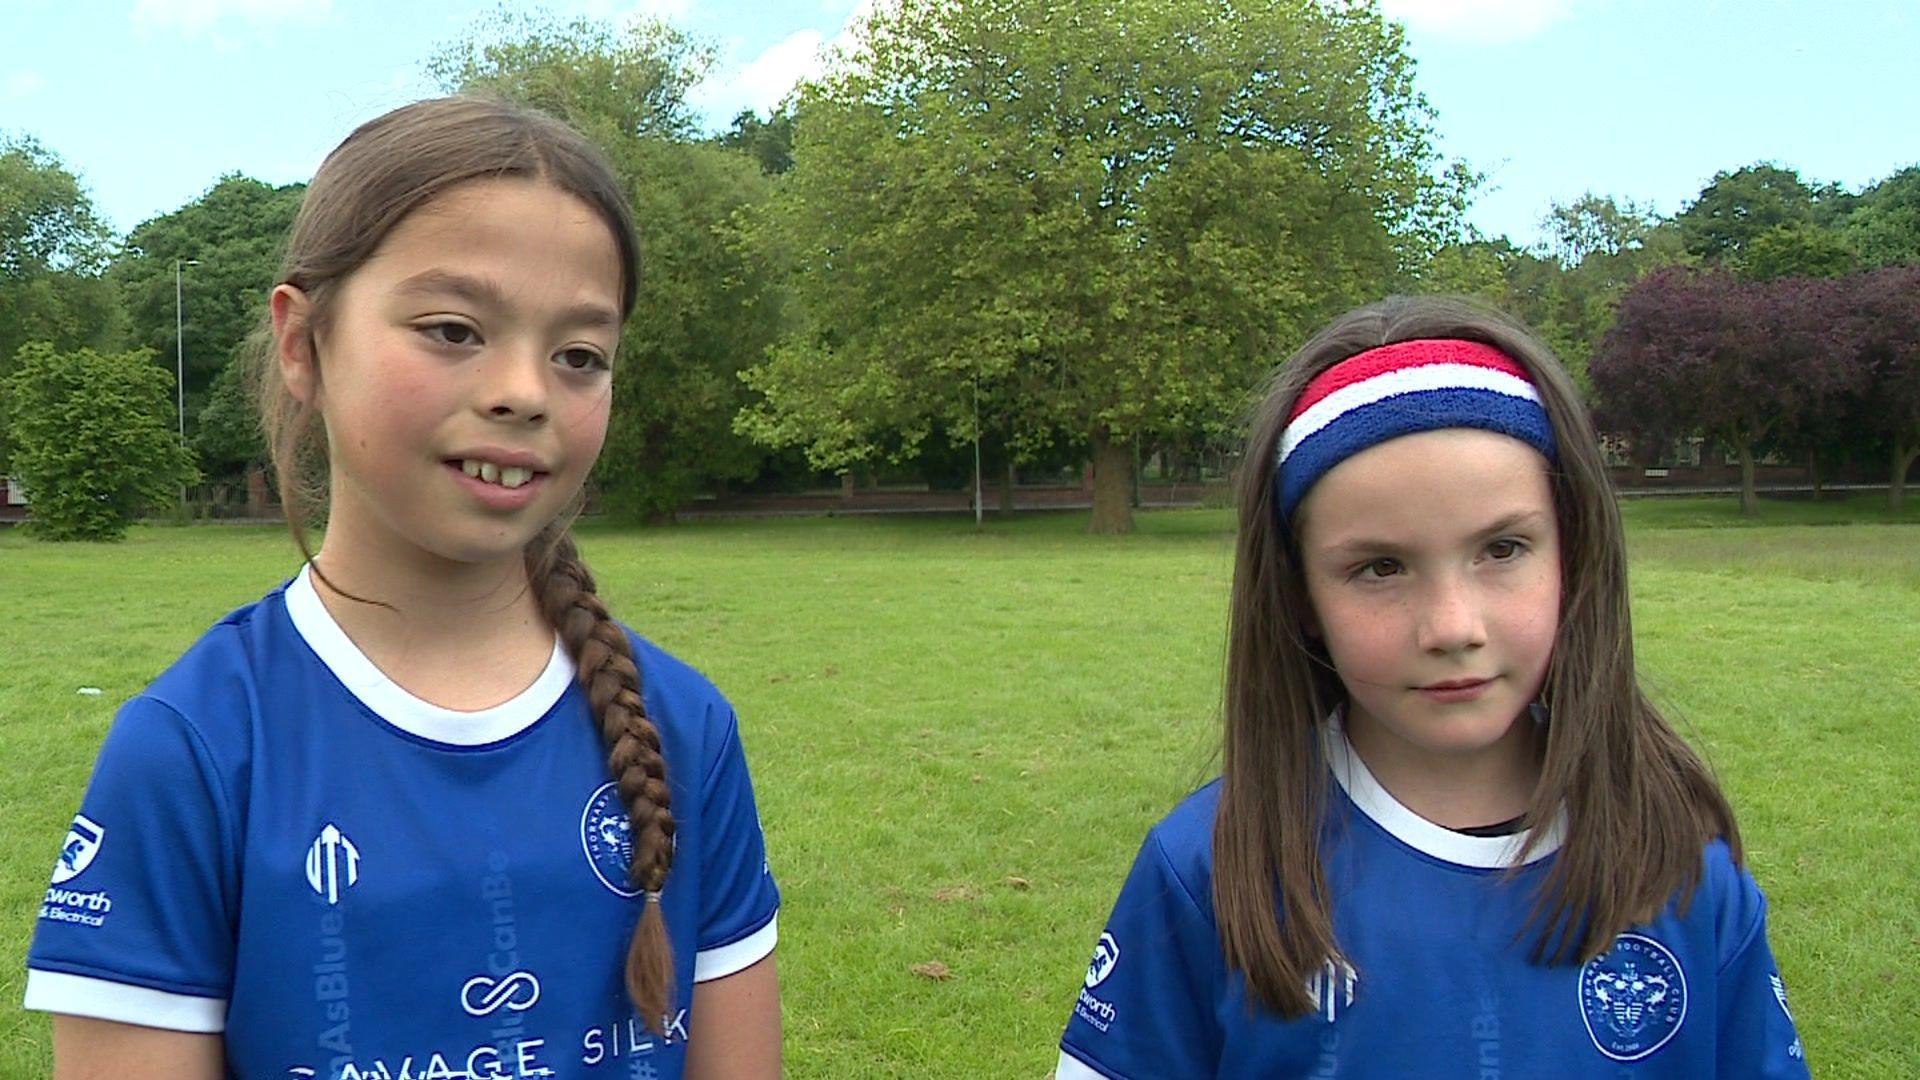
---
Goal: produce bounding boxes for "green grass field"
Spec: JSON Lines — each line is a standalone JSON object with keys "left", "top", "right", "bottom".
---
{"left": 2, "top": 496, "right": 1916, "bottom": 1078}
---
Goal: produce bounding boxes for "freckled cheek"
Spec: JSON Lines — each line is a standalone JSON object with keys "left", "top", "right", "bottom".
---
{"left": 1318, "top": 601, "right": 1404, "bottom": 683}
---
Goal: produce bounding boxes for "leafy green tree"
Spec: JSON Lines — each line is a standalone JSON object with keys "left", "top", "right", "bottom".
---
{"left": 1844, "top": 166, "right": 1920, "bottom": 269}
{"left": 193, "top": 344, "right": 266, "bottom": 478}
{"left": 112, "top": 174, "right": 303, "bottom": 460}
{"left": 1483, "top": 195, "right": 1687, "bottom": 393}
{"left": 0, "top": 135, "right": 121, "bottom": 385}
{"left": 1739, "top": 222, "right": 1857, "bottom": 280}
{"left": 716, "top": 107, "right": 796, "bottom": 175}
{"left": 740, "top": 0, "right": 1463, "bottom": 532}
{"left": 432, "top": 9, "right": 786, "bottom": 518}
{"left": 1, "top": 342, "right": 197, "bottom": 540}
{"left": 1674, "top": 163, "right": 1841, "bottom": 268}
{"left": 1412, "top": 235, "right": 1512, "bottom": 309}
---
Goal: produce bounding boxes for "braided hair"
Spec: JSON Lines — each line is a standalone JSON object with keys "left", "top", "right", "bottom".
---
{"left": 529, "top": 527, "right": 676, "bottom": 1026}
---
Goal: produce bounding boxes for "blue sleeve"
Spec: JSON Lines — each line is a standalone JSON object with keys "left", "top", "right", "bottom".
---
{"left": 690, "top": 708, "right": 779, "bottom": 982}
{"left": 1715, "top": 873, "right": 1810, "bottom": 1078}
{"left": 1058, "top": 829, "right": 1222, "bottom": 1079}
{"left": 24, "top": 696, "right": 237, "bottom": 1029}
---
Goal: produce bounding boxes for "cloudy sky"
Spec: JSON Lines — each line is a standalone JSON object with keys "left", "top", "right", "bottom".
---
{"left": 4, "top": 0, "right": 1916, "bottom": 247}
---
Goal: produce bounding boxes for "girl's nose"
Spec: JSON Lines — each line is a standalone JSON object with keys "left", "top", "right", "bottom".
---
{"left": 478, "top": 347, "right": 549, "bottom": 424}
{"left": 1417, "top": 574, "right": 1487, "bottom": 655}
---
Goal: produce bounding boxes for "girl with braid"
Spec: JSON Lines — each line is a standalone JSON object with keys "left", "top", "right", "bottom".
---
{"left": 1055, "top": 297, "right": 1807, "bottom": 1078}
{"left": 26, "top": 98, "right": 780, "bottom": 1079}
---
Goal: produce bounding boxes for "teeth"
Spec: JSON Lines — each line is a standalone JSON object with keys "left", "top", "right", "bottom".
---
{"left": 458, "top": 459, "right": 537, "bottom": 489}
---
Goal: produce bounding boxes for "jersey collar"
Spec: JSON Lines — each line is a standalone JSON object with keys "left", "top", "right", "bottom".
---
{"left": 283, "top": 564, "right": 576, "bottom": 747}
{"left": 1322, "top": 710, "right": 1565, "bottom": 869}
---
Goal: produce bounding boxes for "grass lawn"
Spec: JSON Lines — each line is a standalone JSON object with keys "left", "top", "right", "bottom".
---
{"left": 2, "top": 495, "right": 1915, "bottom": 1078}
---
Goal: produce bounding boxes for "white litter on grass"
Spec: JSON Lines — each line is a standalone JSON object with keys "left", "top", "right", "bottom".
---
{"left": 76, "top": 687, "right": 103, "bottom": 696}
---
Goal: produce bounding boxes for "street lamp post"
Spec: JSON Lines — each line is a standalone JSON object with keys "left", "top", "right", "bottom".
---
{"left": 174, "top": 257, "right": 200, "bottom": 439}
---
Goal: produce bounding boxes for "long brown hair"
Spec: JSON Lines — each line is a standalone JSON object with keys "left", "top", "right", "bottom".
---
{"left": 247, "top": 96, "right": 677, "bottom": 1028}
{"left": 1214, "top": 295, "right": 1741, "bottom": 1016}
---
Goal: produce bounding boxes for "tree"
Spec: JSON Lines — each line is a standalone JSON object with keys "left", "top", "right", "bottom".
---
{"left": 1, "top": 342, "right": 197, "bottom": 540}
{"left": 1844, "top": 166, "right": 1920, "bottom": 269}
{"left": 716, "top": 107, "right": 796, "bottom": 175}
{"left": 741, "top": 0, "right": 1463, "bottom": 533}
{"left": 1481, "top": 195, "right": 1688, "bottom": 392}
{"left": 1841, "top": 265, "right": 1920, "bottom": 507}
{"left": 1674, "top": 163, "right": 1840, "bottom": 268}
{"left": 432, "top": 10, "right": 787, "bottom": 518}
{"left": 193, "top": 344, "right": 266, "bottom": 479}
{"left": 1543, "top": 192, "right": 1662, "bottom": 266}
{"left": 112, "top": 174, "right": 304, "bottom": 468}
{"left": 1594, "top": 269, "right": 1851, "bottom": 514}
{"left": 1739, "top": 222, "right": 1857, "bottom": 281}
{"left": 1414, "top": 235, "right": 1512, "bottom": 309}
{"left": 0, "top": 135, "right": 121, "bottom": 386}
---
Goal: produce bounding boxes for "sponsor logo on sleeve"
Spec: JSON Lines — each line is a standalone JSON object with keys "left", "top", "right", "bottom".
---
{"left": 1075, "top": 932, "right": 1121, "bottom": 1033}
{"left": 51, "top": 813, "right": 104, "bottom": 885}
{"left": 1085, "top": 932, "right": 1119, "bottom": 988}
{"left": 41, "top": 814, "right": 113, "bottom": 927}
{"left": 1578, "top": 933, "right": 1687, "bottom": 1061}
{"left": 582, "top": 782, "right": 641, "bottom": 897}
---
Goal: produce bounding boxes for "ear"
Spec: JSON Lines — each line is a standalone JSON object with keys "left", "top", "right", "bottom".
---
{"left": 270, "top": 284, "right": 319, "bottom": 406}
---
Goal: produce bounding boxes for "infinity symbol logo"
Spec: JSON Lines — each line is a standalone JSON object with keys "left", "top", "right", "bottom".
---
{"left": 461, "top": 970, "right": 542, "bottom": 1016}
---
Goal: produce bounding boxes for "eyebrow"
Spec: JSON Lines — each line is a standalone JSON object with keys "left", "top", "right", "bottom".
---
{"left": 392, "top": 269, "right": 620, "bottom": 330}
{"left": 1318, "top": 509, "right": 1551, "bottom": 558}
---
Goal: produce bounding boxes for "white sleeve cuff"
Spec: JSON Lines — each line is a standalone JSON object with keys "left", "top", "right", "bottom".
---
{"left": 23, "top": 968, "right": 226, "bottom": 1032}
{"left": 692, "top": 912, "right": 777, "bottom": 983}
{"left": 1056, "top": 1049, "right": 1117, "bottom": 1079}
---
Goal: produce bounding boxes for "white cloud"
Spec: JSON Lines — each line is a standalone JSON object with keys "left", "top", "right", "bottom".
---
{"left": 1378, "top": 0, "right": 1577, "bottom": 45}
{"left": 692, "top": 26, "right": 836, "bottom": 121}
{"left": 132, "top": 0, "right": 335, "bottom": 35}
{"left": 5, "top": 71, "right": 47, "bottom": 99}
{"left": 736, "top": 29, "right": 827, "bottom": 113}
{"left": 689, "top": 0, "right": 891, "bottom": 123}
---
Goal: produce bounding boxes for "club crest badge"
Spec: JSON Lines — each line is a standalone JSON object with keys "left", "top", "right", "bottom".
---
{"left": 580, "top": 782, "right": 640, "bottom": 897}
{"left": 1085, "top": 932, "right": 1120, "bottom": 989}
{"left": 1579, "top": 932, "right": 1687, "bottom": 1061}
{"left": 52, "top": 814, "right": 105, "bottom": 885}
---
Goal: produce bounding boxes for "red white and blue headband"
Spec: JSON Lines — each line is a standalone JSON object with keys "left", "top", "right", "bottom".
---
{"left": 1275, "top": 338, "right": 1557, "bottom": 520}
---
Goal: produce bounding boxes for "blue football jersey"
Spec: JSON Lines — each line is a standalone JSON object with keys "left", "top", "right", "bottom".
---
{"left": 27, "top": 567, "right": 780, "bottom": 1080}
{"left": 1057, "top": 723, "right": 1808, "bottom": 1078}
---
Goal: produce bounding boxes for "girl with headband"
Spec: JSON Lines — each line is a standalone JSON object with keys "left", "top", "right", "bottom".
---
{"left": 1054, "top": 296, "right": 1808, "bottom": 1077}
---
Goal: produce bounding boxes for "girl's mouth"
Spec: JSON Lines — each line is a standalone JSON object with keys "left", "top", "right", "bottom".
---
{"left": 1417, "top": 678, "right": 1493, "bottom": 703}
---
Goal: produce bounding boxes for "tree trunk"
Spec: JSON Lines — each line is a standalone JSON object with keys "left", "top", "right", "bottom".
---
{"left": 1808, "top": 451, "right": 1823, "bottom": 501}
{"left": 1735, "top": 441, "right": 1758, "bottom": 516}
{"left": 1894, "top": 436, "right": 1918, "bottom": 511}
{"left": 999, "top": 461, "right": 1017, "bottom": 515}
{"left": 1088, "top": 432, "right": 1134, "bottom": 534}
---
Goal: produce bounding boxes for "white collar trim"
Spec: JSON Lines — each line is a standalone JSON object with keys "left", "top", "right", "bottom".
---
{"left": 284, "top": 564, "right": 575, "bottom": 746}
{"left": 1323, "top": 712, "right": 1563, "bottom": 869}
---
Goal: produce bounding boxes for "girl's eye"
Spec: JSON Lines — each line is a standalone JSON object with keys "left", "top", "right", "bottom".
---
{"left": 557, "top": 347, "right": 609, "bottom": 372}
{"left": 1486, "top": 538, "right": 1526, "bottom": 561}
{"left": 420, "top": 321, "right": 479, "bottom": 347}
{"left": 1355, "top": 558, "right": 1402, "bottom": 580}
